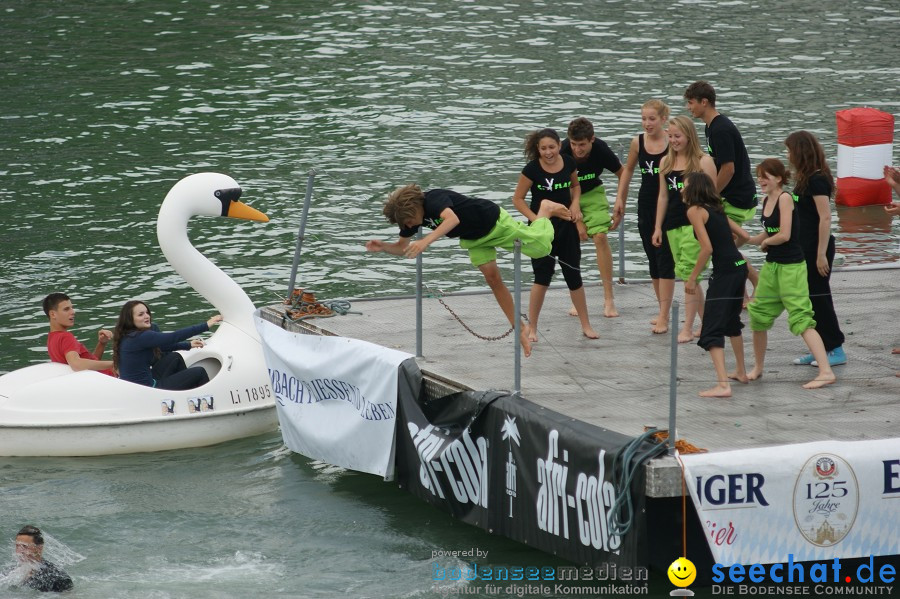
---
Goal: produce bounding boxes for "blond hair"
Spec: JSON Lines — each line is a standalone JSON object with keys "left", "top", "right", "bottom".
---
{"left": 383, "top": 184, "right": 425, "bottom": 225}
{"left": 661, "top": 115, "right": 706, "bottom": 177}
{"left": 641, "top": 98, "right": 670, "bottom": 121}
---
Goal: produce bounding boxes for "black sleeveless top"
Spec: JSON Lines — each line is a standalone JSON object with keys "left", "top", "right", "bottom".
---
{"left": 702, "top": 207, "right": 745, "bottom": 273}
{"left": 663, "top": 170, "right": 688, "bottom": 230}
{"left": 637, "top": 134, "right": 667, "bottom": 210}
{"left": 760, "top": 192, "right": 804, "bottom": 264}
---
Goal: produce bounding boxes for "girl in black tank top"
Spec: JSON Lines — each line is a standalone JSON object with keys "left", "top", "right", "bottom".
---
{"left": 637, "top": 133, "right": 668, "bottom": 210}
{"left": 682, "top": 171, "right": 748, "bottom": 398}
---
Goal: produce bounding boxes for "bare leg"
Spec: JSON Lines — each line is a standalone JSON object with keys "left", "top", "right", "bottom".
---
{"left": 748, "top": 330, "right": 766, "bottom": 380}
{"left": 569, "top": 286, "right": 598, "bottom": 339}
{"left": 743, "top": 258, "right": 759, "bottom": 307}
{"left": 727, "top": 334, "right": 748, "bottom": 383}
{"left": 593, "top": 233, "right": 618, "bottom": 317}
{"left": 700, "top": 347, "right": 732, "bottom": 397}
{"left": 654, "top": 278, "right": 674, "bottom": 334}
{"left": 528, "top": 283, "right": 549, "bottom": 343}
{"left": 801, "top": 328, "right": 836, "bottom": 389}
{"left": 650, "top": 278, "right": 661, "bottom": 324}
{"left": 679, "top": 283, "right": 704, "bottom": 343}
{"left": 479, "top": 262, "right": 531, "bottom": 357}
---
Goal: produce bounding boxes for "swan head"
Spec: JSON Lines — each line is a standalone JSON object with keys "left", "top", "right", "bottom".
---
{"left": 160, "top": 172, "right": 269, "bottom": 223}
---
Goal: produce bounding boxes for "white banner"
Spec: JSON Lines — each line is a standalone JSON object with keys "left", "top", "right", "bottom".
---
{"left": 681, "top": 439, "right": 900, "bottom": 565}
{"left": 254, "top": 314, "right": 413, "bottom": 479}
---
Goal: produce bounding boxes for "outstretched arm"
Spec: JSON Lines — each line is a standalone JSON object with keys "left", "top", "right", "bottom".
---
{"left": 403, "top": 207, "right": 460, "bottom": 259}
{"left": 366, "top": 235, "right": 412, "bottom": 256}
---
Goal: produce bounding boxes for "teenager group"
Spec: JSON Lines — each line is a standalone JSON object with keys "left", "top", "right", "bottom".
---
{"left": 367, "top": 80, "right": 848, "bottom": 395}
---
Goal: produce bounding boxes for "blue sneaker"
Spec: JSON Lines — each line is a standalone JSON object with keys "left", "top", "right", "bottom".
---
{"left": 812, "top": 346, "right": 847, "bottom": 367}
{"left": 792, "top": 353, "right": 815, "bottom": 365}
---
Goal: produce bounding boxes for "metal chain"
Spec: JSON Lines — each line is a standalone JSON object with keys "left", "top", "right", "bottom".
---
{"left": 427, "top": 286, "right": 526, "bottom": 341}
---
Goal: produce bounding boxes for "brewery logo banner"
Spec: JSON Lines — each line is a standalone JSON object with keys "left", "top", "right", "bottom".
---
{"left": 681, "top": 438, "right": 900, "bottom": 565}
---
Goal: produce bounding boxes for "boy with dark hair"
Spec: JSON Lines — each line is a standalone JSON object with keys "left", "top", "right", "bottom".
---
{"left": 42, "top": 292, "right": 114, "bottom": 374}
{"left": 560, "top": 117, "right": 625, "bottom": 317}
{"left": 9, "top": 525, "right": 74, "bottom": 592}
{"left": 685, "top": 80, "right": 759, "bottom": 294}
{"left": 365, "top": 185, "right": 570, "bottom": 357}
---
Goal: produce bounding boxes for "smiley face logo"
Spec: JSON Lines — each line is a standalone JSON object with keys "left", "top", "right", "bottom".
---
{"left": 668, "top": 557, "right": 696, "bottom": 588}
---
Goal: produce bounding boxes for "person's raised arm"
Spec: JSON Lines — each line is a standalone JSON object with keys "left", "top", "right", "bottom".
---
{"left": 93, "top": 329, "right": 112, "bottom": 359}
{"left": 684, "top": 206, "right": 712, "bottom": 295}
{"left": 512, "top": 174, "right": 537, "bottom": 221}
{"left": 403, "top": 207, "right": 460, "bottom": 259}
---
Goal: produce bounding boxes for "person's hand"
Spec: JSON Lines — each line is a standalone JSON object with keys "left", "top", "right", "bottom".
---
{"left": 207, "top": 314, "right": 223, "bottom": 328}
{"left": 685, "top": 279, "right": 697, "bottom": 295}
{"left": 190, "top": 339, "right": 205, "bottom": 349}
{"left": 651, "top": 228, "right": 662, "bottom": 248}
{"left": 403, "top": 239, "right": 427, "bottom": 259}
{"left": 886, "top": 202, "right": 900, "bottom": 217}
{"left": 365, "top": 240, "right": 383, "bottom": 252}
{"left": 97, "top": 329, "right": 113, "bottom": 344}
{"left": 570, "top": 208, "right": 583, "bottom": 224}
{"left": 816, "top": 253, "right": 830, "bottom": 277}
{"left": 576, "top": 220, "right": 588, "bottom": 241}
{"left": 610, "top": 201, "right": 624, "bottom": 231}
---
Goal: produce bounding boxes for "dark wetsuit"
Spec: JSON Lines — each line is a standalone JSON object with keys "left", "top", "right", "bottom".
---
{"left": 5, "top": 560, "right": 74, "bottom": 592}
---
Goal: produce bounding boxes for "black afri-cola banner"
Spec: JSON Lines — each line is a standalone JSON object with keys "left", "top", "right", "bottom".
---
{"left": 396, "top": 384, "right": 650, "bottom": 566}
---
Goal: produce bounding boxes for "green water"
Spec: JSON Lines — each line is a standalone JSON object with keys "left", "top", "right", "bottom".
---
{"left": 1, "top": 0, "right": 898, "bottom": 596}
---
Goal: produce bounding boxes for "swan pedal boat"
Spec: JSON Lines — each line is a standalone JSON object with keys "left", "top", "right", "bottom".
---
{"left": 0, "top": 173, "right": 279, "bottom": 456}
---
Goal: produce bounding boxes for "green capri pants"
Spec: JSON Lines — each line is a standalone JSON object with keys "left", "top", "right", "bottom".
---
{"left": 667, "top": 224, "right": 708, "bottom": 281}
{"left": 580, "top": 186, "right": 612, "bottom": 236}
{"left": 460, "top": 208, "right": 553, "bottom": 267}
{"left": 747, "top": 261, "right": 817, "bottom": 335}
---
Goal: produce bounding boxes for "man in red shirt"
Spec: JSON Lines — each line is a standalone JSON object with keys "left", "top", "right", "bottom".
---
{"left": 42, "top": 292, "right": 114, "bottom": 375}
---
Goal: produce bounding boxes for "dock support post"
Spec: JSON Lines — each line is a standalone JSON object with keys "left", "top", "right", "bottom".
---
{"left": 617, "top": 147, "right": 626, "bottom": 284}
{"left": 513, "top": 239, "right": 522, "bottom": 396}
{"left": 416, "top": 231, "right": 423, "bottom": 359}
{"left": 286, "top": 170, "right": 317, "bottom": 299}
{"left": 667, "top": 300, "right": 679, "bottom": 455}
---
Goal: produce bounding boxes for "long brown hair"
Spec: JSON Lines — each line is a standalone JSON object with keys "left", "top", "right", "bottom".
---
{"left": 524, "top": 128, "right": 561, "bottom": 162}
{"left": 682, "top": 171, "right": 723, "bottom": 213}
{"left": 661, "top": 115, "right": 705, "bottom": 177}
{"left": 784, "top": 130, "right": 833, "bottom": 196}
{"left": 113, "top": 300, "right": 154, "bottom": 373}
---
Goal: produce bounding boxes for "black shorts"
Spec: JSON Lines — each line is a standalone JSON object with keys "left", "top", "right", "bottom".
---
{"left": 697, "top": 265, "right": 747, "bottom": 351}
{"left": 638, "top": 206, "right": 675, "bottom": 280}
{"left": 532, "top": 218, "right": 583, "bottom": 290}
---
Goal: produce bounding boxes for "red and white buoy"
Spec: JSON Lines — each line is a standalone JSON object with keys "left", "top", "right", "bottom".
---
{"left": 835, "top": 107, "right": 894, "bottom": 207}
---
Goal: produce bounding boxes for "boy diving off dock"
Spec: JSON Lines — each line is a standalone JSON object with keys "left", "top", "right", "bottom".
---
{"left": 365, "top": 184, "right": 571, "bottom": 357}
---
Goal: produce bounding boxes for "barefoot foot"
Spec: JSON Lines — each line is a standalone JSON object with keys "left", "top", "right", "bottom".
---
{"left": 568, "top": 306, "right": 578, "bottom": 317}
{"left": 582, "top": 326, "right": 599, "bottom": 340}
{"left": 803, "top": 372, "right": 836, "bottom": 389}
{"left": 677, "top": 329, "right": 694, "bottom": 343}
{"left": 539, "top": 200, "right": 572, "bottom": 220}
{"left": 604, "top": 302, "right": 619, "bottom": 318}
{"left": 747, "top": 367, "right": 763, "bottom": 381}
{"left": 650, "top": 317, "right": 658, "bottom": 325}
{"left": 652, "top": 322, "right": 669, "bottom": 334}
{"left": 699, "top": 384, "right": 732, "bottom": 398}
{"left": 519, "top": 330, "right": 532, "bottom": 358}
{"left": 727, "top": 371, "right": 749, "bottom": 384}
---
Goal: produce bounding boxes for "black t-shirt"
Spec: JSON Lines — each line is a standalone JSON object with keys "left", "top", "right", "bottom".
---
{"left": 663, "top": 170, "right": 688, "bottom": 230}
{"left": 701, "top": 207, "right": 745, "bottom": 273}
{"left": 760, "top": 193, "right": 804, "bottom": 264}
{"left": 560, "top": 138, "right": 621, "bottom": 195}
{"left": 792, "top": 172, "right": 833, "bottom": 252}
{"left": 398, "top": 188, "right": 500, "bottom": 240}
{"left": 521, "top": 154, "right": 578, "bottom": 213}
{"left": 637, "top": 134, "right": 667, "bottom": 211}
{"left": 705, "top": 114, "right": 757, "bottom": 209}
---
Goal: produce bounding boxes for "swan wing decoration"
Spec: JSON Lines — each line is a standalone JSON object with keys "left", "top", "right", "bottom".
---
{"left": 157, "top": 172, "right": 268, "bottom": 340}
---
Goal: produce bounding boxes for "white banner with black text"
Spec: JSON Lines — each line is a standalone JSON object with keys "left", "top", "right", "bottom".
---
{"left": 681, "top": 439, "right": 900, "bottom": 565}
{"left": 254, "top": 314, "right": 413, "bottom": 479}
